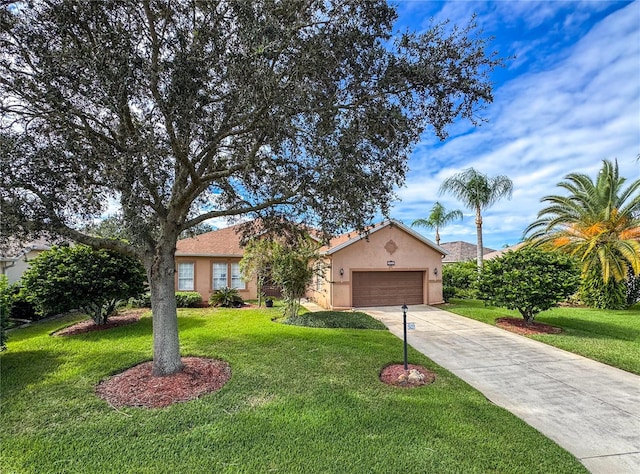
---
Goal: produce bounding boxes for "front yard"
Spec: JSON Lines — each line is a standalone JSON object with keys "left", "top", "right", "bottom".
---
{"left": 445, "top": 299, "right": 640, "bottom": 375}
{"left": 0, "top": 306, "right": 587, "bottom": 473}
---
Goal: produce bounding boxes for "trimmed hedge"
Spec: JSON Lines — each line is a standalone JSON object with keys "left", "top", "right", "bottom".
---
{"left": 130, "top": 292, "right": 203, "bottom": 308}
{"left": 175, "top": 292, "right": 203, "bottom": 308}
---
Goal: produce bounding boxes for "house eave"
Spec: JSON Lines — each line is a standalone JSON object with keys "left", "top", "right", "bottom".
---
{"left": 322, "top": 219, "right": 448, "bottom": 257}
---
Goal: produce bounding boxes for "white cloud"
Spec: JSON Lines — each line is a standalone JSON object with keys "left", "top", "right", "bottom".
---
{"left": 395, "top": 1, "right": 640, "bottom": 249}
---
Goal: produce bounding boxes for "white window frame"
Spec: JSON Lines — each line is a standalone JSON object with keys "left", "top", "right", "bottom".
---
{"left": 177, "top": 262, "right": 195, "bottom": 291}
{"left": 212, "top": 262, "right": 228, "bottom": 290}
{"left": 231, "top": 262, "right": 246, "bottom": 290}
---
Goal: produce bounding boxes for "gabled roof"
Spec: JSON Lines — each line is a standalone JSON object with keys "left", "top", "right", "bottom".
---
{"left": 176, "top": 224, "right": 245, "bottom": 257}
{"left": 321, "top": 220, "right": 447, "bottom": 256}
{"left": 440, "top": 241, "right": 495, "bottom": 263}
{"left": 484, "top": 242, "right": 527, "bottom": 260}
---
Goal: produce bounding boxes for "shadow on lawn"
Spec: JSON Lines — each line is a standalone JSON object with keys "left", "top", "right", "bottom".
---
{"left": 538, "top": 316, "right": 640, "bottom": 341}
{"left": 0, "top": 350, "right": 64, "bottom": 395}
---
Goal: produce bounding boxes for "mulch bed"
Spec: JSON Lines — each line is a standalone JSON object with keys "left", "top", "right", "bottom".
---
{"left": 496, "top": 317, "right": 562, "bottom": 336}
{"left": 52, "top": 309, "right": 146, "bottom": 336}
{"left": 379, "top": 364, "right": 436, "bottom": 388}
{"left": 96, "top": 357, "right": 232, "bottom": 409}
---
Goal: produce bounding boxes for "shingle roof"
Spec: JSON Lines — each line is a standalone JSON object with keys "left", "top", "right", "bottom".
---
{"left": 176, "top": 220, "right": 449, "bottom": 258}
{"left": 175, "top": 225, "right": 245, "bottom": 256}
{"left": 440, "top": 241, "right": 495, "bottom": 263}
{"left": 483, "top": 242, "right": 527, "bottom": 260}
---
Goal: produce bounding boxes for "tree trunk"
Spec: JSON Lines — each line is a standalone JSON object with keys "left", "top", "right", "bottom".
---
{"left": 475, "top": 206, "right": 484, "bottom": 273}
{"left": 147, "top": 243, "right": 183, "bottom": 376}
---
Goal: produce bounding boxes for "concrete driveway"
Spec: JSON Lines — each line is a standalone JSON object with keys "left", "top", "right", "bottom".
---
{"left": 361, "top": 305, "right": 640, "bottom": 474}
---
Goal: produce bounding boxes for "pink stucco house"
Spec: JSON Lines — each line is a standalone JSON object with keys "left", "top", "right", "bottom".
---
{"left": 175, "top": 220, "right": 446, "bottom": 308}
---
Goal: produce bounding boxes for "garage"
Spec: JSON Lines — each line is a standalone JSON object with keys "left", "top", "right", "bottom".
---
{"left": 352, "top": 271, "right": 424, "bottom": 307}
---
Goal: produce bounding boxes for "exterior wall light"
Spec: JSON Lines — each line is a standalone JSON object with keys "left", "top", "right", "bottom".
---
{"left": 339, "top": 268, "right": 344, "bottom": 277}
{"left": 387, "top": 260, "right": 395, "bottom": 267}
{"left": 433, "top": 267, "right": 438, "bottom": 276}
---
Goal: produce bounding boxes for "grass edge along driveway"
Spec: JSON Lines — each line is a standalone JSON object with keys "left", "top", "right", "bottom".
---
{"left": 0, "top": 307, "right": 587, "bottom": 473}
{"left": 445, "top": 298, "right": 640, "bottom": 375}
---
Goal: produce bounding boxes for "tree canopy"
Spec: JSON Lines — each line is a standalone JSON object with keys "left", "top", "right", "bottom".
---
{"left": 0, "top": 1, "right": 504, "bottom": 375}
{"left": 411, "top": 201, "right": 463, "bottom": 246}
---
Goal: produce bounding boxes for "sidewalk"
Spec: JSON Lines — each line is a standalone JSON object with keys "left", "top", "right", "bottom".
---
{"left": 361, "top": 305, "right": 640, "bottom": 474}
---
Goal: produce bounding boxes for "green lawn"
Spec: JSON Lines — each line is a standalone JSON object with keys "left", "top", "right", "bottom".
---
{"left": 445, "top": 299, "right": 640, "bottom": 375}
{"left": 1, "top": 307, "right": 587, "bottom": 473}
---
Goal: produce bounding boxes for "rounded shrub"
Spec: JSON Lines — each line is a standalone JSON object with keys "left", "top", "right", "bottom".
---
{"left": 175, "top": 292, "right": 203, "bottom": 308}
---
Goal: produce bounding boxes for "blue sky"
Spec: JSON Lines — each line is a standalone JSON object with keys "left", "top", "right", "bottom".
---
{"left": 387, "top": 0, "right": 640, "bottom": 250}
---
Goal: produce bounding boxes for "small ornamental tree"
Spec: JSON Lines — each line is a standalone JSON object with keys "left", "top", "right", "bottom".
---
{"left": 477, "top": 247, "right": 580, "bottom": 323}
{"left": 240, "top": 239, "right": 277, "bottom": 307}
{"left": 270, "top": 239, "right": 321, "bottom": 319}
{"left": 21, "top": 246, "right": 146, "bottom": 325}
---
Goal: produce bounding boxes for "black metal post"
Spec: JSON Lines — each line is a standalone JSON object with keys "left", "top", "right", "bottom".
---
{"left": 402, "top": 303, "right": 408, "bottom": 370}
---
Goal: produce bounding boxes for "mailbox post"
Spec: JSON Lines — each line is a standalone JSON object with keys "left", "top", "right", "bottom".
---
{"left": 402, "top": 303, "right": 408, "bottom": 370}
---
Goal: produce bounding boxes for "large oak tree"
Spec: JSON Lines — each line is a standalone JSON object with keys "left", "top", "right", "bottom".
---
{"left": 0, "top": 0, "right": 502, "bottom": 375}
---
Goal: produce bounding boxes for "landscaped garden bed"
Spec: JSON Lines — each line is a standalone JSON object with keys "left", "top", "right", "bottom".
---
{"left": 495, "top": 317, "right": 562, "bottom": 335}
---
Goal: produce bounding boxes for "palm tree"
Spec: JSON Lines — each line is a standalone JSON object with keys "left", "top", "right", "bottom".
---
{"left": 411, "top": 201, "right": 463, "bottom": 246}
{"left": 440, "top": 168, "right": 513, "bottom": 271}
{"left": 524, "top": 159, "right": 640, "bottom": 290}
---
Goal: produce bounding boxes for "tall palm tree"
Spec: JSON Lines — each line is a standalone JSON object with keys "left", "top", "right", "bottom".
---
{"left": 440, "top": 168, "right": 513, "bottom": 271}
{"left": 411, "top": 201, "right": 463, "bottom": 246}
{"left": 524, "top": 159, "right": 640, "bottom": 284}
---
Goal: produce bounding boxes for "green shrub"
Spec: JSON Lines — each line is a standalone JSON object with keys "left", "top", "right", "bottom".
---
{"left": 442, "top": 285, "right": 456, "bottom": 303}
{"left": 625, "top": 271, "right": 640, "bottom": 306}
{"left": 7, "top": 285, "right": 40, "bottom": 320}
{"left": 20, "top": 245, "right": 146, "bottom": 325}
{"left": 130, "top": 292, "right": 202, "bottom": 308}
{"left": 209, "top": 287, "right": 244, "bottom": 308}
{"left": 579, "top": 270, "right": 628, "bottom": 310}
{"left": 477, "top": 247, "right": 580, "bottom": 323}
{"left": 129, "top": 292, "right": 151, "bottom": 308}
{"left": 175, "top": 292, "right": 202, "bottom": 308}
{"left": 442, "top": 260, "right": 478, "bottom": 298}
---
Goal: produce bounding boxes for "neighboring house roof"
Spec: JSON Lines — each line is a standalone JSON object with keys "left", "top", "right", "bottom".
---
{"left": 321, "top": 220, "right": 447, "bottom": 256}
{"left": 439, "top": 241, "right": 495, "bottom": 263}
{"left": 0, "top": 237, "right": 53, "bottom": 262}
{"left": 483, "top": 242, "right": 527, "bottom": 260}
{"left": 176, "top": 224, "right": 245, "bottom": 257}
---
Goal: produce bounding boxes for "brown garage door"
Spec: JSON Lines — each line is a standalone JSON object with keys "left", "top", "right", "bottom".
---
{"left": 352, "top": 271, "right": 424, "bottom": 307}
